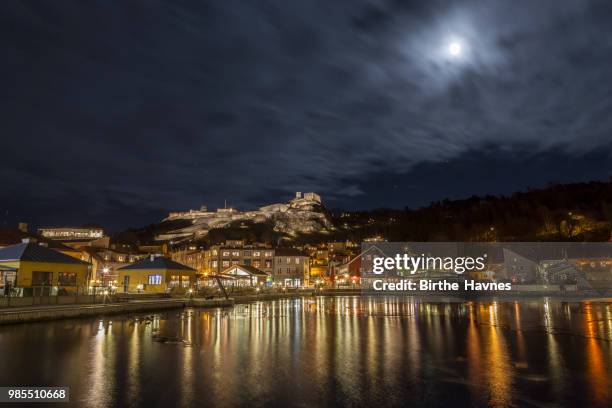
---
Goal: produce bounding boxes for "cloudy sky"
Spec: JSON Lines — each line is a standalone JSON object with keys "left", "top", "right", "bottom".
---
{"left": 2, "top": 0, "right": 612, "bottom": 230}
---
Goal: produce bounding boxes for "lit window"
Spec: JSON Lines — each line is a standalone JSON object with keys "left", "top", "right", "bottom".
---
{"left": 295, "top": 258, "right": 300, "bottom": 264}
{"left": 148, "top": 275, "right": 162, "bottom": 285}
{"left": 253, "top": 251, "right": 261, "bottom": 257}
{"left": 169, "top": 275, "right": 180, "bottom": 287}
{"left": 58, "top": 273, "right": 77, "bottom": 286}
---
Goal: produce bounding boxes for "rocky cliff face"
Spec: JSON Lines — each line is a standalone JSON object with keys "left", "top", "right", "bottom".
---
{"left": 155, "top": 193, "right": 332, "bottom": 242}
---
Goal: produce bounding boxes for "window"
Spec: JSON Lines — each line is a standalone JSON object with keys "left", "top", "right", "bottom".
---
{"left": 286, "top": 257, "right": 291, "bottom": 264}
{"left": 222, "top": 251, "right": 230, "bottom": 257}
{"left": 253, "top": 251, "right": 261, "bottom": 257}
{"left": 295, "top": 258, "right": 300, "bottom": 264}
{"left": 32, "top": 271, "right": 53, "bottom": 286}
{"left": 58, "top": 272, "right": 77, "bottom": 286}
{"left": 169, "top": 275, "right": 180, "bottom": 288}
{"left": 181, "top": 276, "right": 190, "bottom": 288}
{"left": 253, "top": 260, "right": 261, "bottom": 268}
{"left": 265, "top": 260, "right": 272, "bottom": 268}
{"left": 212, "top": 260, "right": 218, "bottom": 268}
{"left": 265, "top": 251, "right": 273, "bottom": 257}
{"left": 232, "top": 251, "right": 240, "bottom": 257}
{"left": 222, "top": 260, "right": 230, "bottom": 267}
{"left": 244, "top": 259, "right": 251, "bottom": 266}
{"left": 243, "top": 251, "right": 251, "bottom": 257}
{"left": 148, "top": 275, "right": 162, "bottom": 285}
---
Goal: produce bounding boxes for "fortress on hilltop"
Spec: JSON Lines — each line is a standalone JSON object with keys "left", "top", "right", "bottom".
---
{"left": 158, "top": 192, "right": 329, "bottom": 242}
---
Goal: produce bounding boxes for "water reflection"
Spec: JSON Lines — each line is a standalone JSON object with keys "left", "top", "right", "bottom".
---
{"left": 0, "top": 297, "right": 610, "bottom": 407}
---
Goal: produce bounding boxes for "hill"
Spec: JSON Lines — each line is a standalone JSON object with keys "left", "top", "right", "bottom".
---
{"left": 328, "top": 181, "right": 612, "bottom": 242}
{"left": 113, "top": 181, "right": 612, "bottom": 248}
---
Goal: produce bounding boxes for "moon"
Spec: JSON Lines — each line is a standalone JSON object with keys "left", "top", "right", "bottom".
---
{"left": 448, "top": 41, "right": 462, "bottom": 57}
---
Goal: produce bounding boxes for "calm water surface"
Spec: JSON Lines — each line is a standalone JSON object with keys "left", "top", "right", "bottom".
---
{"left": 0, "top": 297, "right": 610, "bottom": 407}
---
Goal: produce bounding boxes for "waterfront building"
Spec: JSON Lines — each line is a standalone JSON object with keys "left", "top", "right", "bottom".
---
{"left": 117, "top": 255, "right": 195, "bottom": 293}
{"left": 172, "top": 248, "right": 207, "bottom": 275}
{"left": 272, "top": 248, "right": 310, "bottom": 287}
{"left": 503, "top": 243, "right": 612, "bottom": 290}
{"left": 309, "top": 257, "right": 328, "bottom": 283}
{"left": 201, "top": 241, "right": 274, "bottom": 276}
{"left": 81, "top": 247, "right": 147, "bottom": 286}
{"left": 0, "top": 239, "right": 90, "bottom": 295}
{"left": 219, "top": 264, "right": 269, "bottom": 287}
{"left": 0, "top": 265, "right": 17, "bottom": 295}
{"left": 172, "top": 241, "right": 313, "bottom": 286}
{"left": 503, "top": 248, "right": 539, "bottom": 283}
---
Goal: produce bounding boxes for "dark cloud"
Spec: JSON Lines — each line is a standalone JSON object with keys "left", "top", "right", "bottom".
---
{"left": 1, "top": 0, "right": 612, "bottom": 230}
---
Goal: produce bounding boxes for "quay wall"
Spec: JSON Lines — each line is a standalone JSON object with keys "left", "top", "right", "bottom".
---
{"left": 0, "top": 300, "right": 187, "bottom": 325}
{"left": 0, "top": 295, "right": 118, "bottom": 308}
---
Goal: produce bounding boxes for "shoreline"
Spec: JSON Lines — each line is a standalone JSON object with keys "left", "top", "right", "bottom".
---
{"left": 0, "top": 291, "right": 610, "bottom": 326}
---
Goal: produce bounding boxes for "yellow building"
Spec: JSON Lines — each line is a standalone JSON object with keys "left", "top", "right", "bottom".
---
{"left": 0, "top": 241, "right": 91, "bottom": 295}
{"left": 117, "top": 255, "right": 195, "bottom": 293}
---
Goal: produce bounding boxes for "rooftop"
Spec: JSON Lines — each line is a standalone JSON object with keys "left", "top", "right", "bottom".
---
{"left": 221, "top": 264, "right": 269, "bottom": 277}
{"left": 118, "top": 256, "right": 195, "bottom": 272}
{"left": 274, "top": 247, "right": 308, "bottom": 257}
{"left": 0, "top": 242, "right": 89, "bottom": 265}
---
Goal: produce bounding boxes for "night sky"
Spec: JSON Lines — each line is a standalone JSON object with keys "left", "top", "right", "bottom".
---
{"left": 2, "top": 1, "right": 612, "bottom": 231}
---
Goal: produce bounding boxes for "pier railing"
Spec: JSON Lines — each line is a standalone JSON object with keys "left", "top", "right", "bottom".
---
{"left": 0, "top": 286, "right": 117, "bottom": 308}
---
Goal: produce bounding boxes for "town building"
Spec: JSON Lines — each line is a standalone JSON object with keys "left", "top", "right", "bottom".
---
{"left": 38, "top": 226, "right": 105, "bottom": 241}
{"left": 174, "top": 241, "right": 275, "bottom": 276}
{"left": 81, "top": 247, "right": 147, "bottom": 286}
{"left": 172, "top": 241, "right": 313, "bottom": 287}
{"left": 117, "top": 255, "right": 195, "bottom": 293}
{"left": 219, "top": 264, "right": 269, "bottom": 287}
{"left": 38, "top": 226, "right": 109, "bottom": 249}
{"left": 0, "top": 239, "right": 91, "bottom": 295}
{"left": 0, "top": 265, "right": 17, "bottom": 296}
{"left": 272, "top": 248, "right": 310, "bottom": 287}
